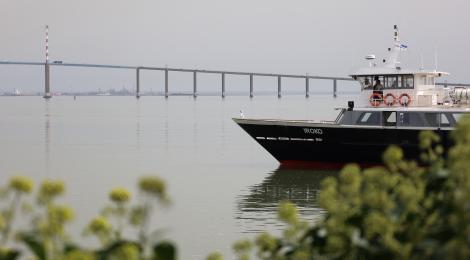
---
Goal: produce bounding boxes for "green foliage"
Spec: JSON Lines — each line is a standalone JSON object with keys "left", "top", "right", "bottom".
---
{"left": 0, "top": 215, "right": 4, "bottom": 231}
{"left": 277, "top": 201, "right": 299, "bottom": 225}
{"left": 0, "top": 175, "right": 174, "bottom": 260}
{"left": 0, "top": 246, "right": 20, "bottom": 260}
{"left": 104, "top": 241, "right": 140, "bottom": 260}
{"left": 233, "top": 239, "right": 252, "bottom": 260}
{"left": 84, "top": 216, "right": 113, "bottom": 246}
{"left": 206, "top": 251, "right": 224, "bottom": 260}
{"left": 18, "top": 232, "right": 47, "bottom": 260}
{"left": 63, "top": 249, "right": 95, "bottom": 260}
{"left": 153, "top": 241, "right": 177, "bottom": 260}
{"left": 1, "top": 176, "right": 35, "bottom": 246}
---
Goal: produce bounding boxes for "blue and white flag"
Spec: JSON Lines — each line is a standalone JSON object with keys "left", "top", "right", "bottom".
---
{"left": 395, "top": 43, "right": 408, "bottom": 50}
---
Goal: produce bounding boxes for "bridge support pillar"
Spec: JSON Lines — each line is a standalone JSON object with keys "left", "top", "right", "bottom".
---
{"left": 222, "top": 73, "right": 225, "bottom": 98}
{"left": 136, "top": 68, "right": 140, "bottom": 98}
{"left": 43, "top": 63, "right": 51, "bottom": 99}
{"left": 165, "top": 69, "right": 169, "bottom": 98}
{"left": 305, "top": 75, "right": 309, "bottom": 98}
{"left": 193, "top": 71, "right": 197, "bottom": 98}
{"left": 250, "top": 74, "right": 253, "bottom": 98}
{"left": 333, "top": 79, "right": 337, "bottom": 97}
{"left": 277, "top": 76, "right": 281, "bottom": 98}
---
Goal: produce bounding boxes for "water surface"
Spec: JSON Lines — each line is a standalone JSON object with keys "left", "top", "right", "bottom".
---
{"left": 0, "top": 95, "right": 353, "bottom": 259}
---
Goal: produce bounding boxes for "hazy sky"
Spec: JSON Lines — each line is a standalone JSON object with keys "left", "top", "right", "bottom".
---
{"left": 1, "top": 0, "right": 470, "bottom": 93}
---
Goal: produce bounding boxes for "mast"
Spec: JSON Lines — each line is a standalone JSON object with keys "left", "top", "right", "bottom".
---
{"left": 384, "top": 25, "right": 406, "bottom": 69}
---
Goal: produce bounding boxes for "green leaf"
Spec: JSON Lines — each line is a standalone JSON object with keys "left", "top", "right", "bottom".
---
{"left": 153, "top": 241, "right": 177, "bottom": 260}
{"left": 18, "top": 233, "right": 46, "bottom": 260}
{"left": 95, "top": 240, "right": 141, "bottom": 260}
{"left": 63, "top": 242, "right": 81, "bottom": 254}
{"left": 0, "top": 249, "right": 21, "bottom": 260}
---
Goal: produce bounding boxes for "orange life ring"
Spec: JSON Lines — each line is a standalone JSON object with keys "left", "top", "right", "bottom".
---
{"left": 369, "top": 93, "right": 383, "bottom": 107}
{"left": 383, "top": 93, "right": 396, "bottom": 106}
{"left": 399, "top": 93, "right": 412, "bottom": 106}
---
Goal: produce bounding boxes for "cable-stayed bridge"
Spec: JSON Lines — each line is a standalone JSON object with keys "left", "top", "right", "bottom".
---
{"left": 2, "top": 60, "right": 469, "bottom": 99}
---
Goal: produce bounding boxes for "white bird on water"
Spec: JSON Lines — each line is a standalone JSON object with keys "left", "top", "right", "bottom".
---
{"left": 239, "top": 110, "right": 244, "bottom": 118}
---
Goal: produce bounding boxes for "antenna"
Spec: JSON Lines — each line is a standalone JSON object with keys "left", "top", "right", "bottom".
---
{"left": 434, "top": 48, "right": 438, "bottom": 71}
{"left": 384, "top": 25, "right": 404, "bottom": 69}
{"left": 365, "top": 54, "right": 376, "bottom": 67}
{"left": 420, "top": 53, "right": 424, "bottom": 70}
{"left": 393, "top": 24, "right": 399, "bottom": 42}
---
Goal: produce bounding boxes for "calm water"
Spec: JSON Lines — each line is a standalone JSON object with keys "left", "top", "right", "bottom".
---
{"left": 0, "top": 95, "right": 353, "bottom": 259}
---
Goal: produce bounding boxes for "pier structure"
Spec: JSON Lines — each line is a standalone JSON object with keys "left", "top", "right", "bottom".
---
{"left": 2, "top": 61, "right": 470, "bottom": 98}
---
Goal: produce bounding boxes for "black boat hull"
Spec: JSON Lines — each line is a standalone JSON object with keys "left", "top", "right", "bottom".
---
{"left": 234, "top": 119, "right": 452, "bottom": 167}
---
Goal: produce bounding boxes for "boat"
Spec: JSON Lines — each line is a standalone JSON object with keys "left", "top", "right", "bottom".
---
{"left": 233, "top": 25, "right": 470, "bottom": 168}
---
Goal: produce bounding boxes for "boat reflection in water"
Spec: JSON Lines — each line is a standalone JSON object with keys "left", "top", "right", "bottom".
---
{"left": 236, "top": 167, "right": 337, "bottom": 233}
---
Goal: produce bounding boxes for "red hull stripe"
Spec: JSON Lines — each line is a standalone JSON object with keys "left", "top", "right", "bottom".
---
{"left": 280, "top": 160, "right": 380, "bottom": 170}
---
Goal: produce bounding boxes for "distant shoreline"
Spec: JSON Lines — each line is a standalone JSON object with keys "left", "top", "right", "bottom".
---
{"left": 0, "top": 91, "right": 360, "bottom": 97}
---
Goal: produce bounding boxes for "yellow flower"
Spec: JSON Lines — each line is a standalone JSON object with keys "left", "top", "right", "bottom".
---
{"left": 138, "top": 177, "right": 166, "bottom": 197}
{"left": 233, "top": 239, "right": 252, "bottom": 253}
{"left": 87, "top": 216, "right": 112, "bottom": 234}
{"left": 255, "top": 232, "right": 277, "bottom": 252}
{"left": 109, "top": 187, "right": 131, "bottom": 203}
{"left": 64, "top": 249, "right": 96, "bottom": 260}
{"left": 206, "top": 251, "right": 223, "bottom": 260}
{"left": 112, "top": 243, "right": 139, "bottom": 260}
{"left": 278, "top": 201, "right": 299, "bottom": 225}
{"left": 9, "top": 176, "right": 33, "bottom": 193}
{"left": 39, "top": 180, "right": 65, "bottom": 201}
{"left": 0, "top": 214, "right": 4, "bottom": 230}
{"left": 48, "top": 204, "right": 74, "bottom": 224}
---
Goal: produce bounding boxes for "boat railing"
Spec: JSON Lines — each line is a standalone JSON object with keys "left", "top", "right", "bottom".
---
{"left": 320, "top": 120, "right": 337, "bottom": 124}
{"left": 451, "top": 87, "right": 470, "bottom": 103}
{"left": 333, "top": 108, "right": 346, "bottom": 123}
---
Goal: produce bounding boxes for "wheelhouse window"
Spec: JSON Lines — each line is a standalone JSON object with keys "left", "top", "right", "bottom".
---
{"left": 424, "top": 113, "right": 439, "bottom": 127}
{"left": 356, "top": 112, "right": 381, "bottom": 126}
{"left": 451, "top": 113, "right": 463, "bottom": 122}
{"left": 383, "top": 111, "right": 396, "bottom": 126}
{"left": 355, "top": 74, "right": 414, "bottom": 90}
{"left": 440, "top": 113, "right": 451, "bottom": 127}
{"left": 356, "top": 76, "right": 374, "bottom": 90}
{"left": 398, "top": 112, "right": 439, "bottom": 127}
{"left": 398, "top": 112, "right": 422, "bottom": 127}
{"left": 385, "top": 76, "right": 398, "bottom": 88}
{"left": 439, "top": 113, "right": 463, "bottom": 127}
{"left": 401, "top": 75, "right": 414, "bottom": 88}
{"left": 425, "top": 76, "right": 435, "bottom": 85}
